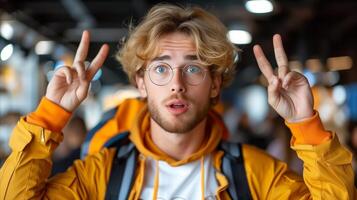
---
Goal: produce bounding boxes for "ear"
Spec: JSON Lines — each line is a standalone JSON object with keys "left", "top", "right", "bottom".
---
{"left": 136, "top": 74, "right": 148, "bottom": 98}
{"left": 210, "top": 74, "right": 222, "bottom": 98}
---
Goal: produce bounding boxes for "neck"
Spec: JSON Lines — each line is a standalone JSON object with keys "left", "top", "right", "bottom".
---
{"left": 150, "top": 118, "right": 207, "bottom": 160}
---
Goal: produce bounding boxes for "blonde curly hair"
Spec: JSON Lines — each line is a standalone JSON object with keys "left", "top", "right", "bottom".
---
{"left": 116, "top": 4, "right": 238, "bottom": 88}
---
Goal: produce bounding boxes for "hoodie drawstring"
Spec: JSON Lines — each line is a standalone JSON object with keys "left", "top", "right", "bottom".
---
{"left": 152, "top": 160, "right": 159, "bottom": 200}
{"left": 200, "top": 156, "right": 205, "bottom": 200}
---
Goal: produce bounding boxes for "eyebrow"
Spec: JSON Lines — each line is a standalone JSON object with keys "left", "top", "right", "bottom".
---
{"left": 185, "top": 55, "right": 198, "bottom": 60}
{"left": 152, "top": 55, "right": 198, "bottom": 61}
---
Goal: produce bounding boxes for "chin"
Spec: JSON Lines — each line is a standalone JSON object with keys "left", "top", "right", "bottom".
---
{"left": 161, "top": 113, "right": 207, "bottom": 133}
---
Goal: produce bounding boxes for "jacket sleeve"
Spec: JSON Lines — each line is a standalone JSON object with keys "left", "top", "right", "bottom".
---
{"left": 288, "top": 112, "right": 356, "bottom": 199}
{"left": 244, "top": 112, "right": 356, "bottom": 199}
{"left": 0, "top": 118, "right": 115, "bottom": 200}
{"left": 289, "top": 131, "right": 356, "bottom": 199}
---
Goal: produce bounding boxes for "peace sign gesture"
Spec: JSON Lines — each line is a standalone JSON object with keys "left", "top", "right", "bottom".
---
{"left": 45, "top": 31, "right": 109, "bottom": 112}
{"left": 253, "top": 34, "right": 314, "bottom": 122}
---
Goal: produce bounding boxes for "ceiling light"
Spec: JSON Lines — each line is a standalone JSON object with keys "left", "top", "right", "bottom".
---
{"left": 228, "top": 30, "right": 252, "bottom": 45}
{"left": 288, "top": 60, "right": 303, "bottom": 73}
{"left": 0, "top": 22, "right": 14, "bottom": 40}
{"left": 327, "top": 56, "right": 353, "bottom": 71}
{"left": 35, "top": 40, "right": 55, "bottom": 55}
{"left": 306, "top": 58, "right": 323, "bottom": 72}
{"left": 245, "top": 0, "right": 274, "bottom": 14}
{"left": 1, "top": 44, "right": 14, "bottom": 61}
{"left": 242, "top": 85, "right": 268, "bottom": 125}
{"left": 332, "top": 85, "right": 347, "bottom": 105}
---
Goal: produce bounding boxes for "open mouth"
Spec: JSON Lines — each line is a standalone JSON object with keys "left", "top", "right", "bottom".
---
{"left": 169, "top": 103, "right": 185, "bottom": 109}
{"left": 166, "top": 100, "right": 189, "bottom": 115}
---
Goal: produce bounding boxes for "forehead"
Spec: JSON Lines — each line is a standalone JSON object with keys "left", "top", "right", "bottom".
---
{"left": 157, "top": 32, "right": 197, "bottom": 54}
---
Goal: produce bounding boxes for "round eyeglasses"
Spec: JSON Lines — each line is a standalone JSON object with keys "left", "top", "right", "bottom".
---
{"left": 145, "top": 62, "right": 210, "bottom": 86}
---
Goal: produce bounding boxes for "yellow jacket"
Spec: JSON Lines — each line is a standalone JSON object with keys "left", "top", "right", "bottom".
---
{"left": 0, "top": 98, "right": 356, "bottom": 199}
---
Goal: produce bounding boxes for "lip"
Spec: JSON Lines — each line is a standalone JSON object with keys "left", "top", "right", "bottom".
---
{"left": 165, "top": 99, "right": 189, "bottom": 115}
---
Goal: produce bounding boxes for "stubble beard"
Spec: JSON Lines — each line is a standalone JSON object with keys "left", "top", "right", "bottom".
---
{"left": 147, "top": 95, "right": 210, "bottom": 133}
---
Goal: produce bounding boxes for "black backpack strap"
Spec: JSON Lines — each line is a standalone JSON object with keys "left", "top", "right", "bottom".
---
{"left": 105, "top": 132, "right": 138, "bottom": 200}
{"left": 220, "top": 141, "right": 252, "bottom": 200}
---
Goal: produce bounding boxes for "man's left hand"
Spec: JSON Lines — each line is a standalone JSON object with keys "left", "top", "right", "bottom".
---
{"left": 253, "top": 34, "right": 314, "bottom": 123}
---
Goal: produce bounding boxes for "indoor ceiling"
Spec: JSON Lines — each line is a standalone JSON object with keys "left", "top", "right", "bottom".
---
{"left": 1, "top": 0, "right": 357, "bottom": 87}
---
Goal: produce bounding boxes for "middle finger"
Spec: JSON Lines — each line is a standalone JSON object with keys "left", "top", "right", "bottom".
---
{"left": 273, "top": 34, "right": 289, "bottom": 79}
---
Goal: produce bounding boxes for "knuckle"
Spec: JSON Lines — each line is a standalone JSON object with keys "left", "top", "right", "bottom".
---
{"left": 74, "top": 61, "right": 84, "bottom": 68}
{"left": 56, "top": 66, "right": 71, "bottom": 74}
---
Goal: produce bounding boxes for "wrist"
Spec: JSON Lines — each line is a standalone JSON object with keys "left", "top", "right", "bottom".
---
{"left": 286, "top": 109, "right": 314, "bottom": 123}
{"left": 27, "top": 97, "right": 72, "bottom": 132}
{"left": 285, "top": 111, "right": 331, "bottom": 145}
{"left": 45, "top": 95, "right": 77, "bottom": 112}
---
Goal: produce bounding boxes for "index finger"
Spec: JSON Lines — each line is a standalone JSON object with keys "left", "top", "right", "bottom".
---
{"left": 253, "top": 44, "right": 274, "bottom": 81}
{"left": 74, "top": 30, "right": 90, "bottom": 63}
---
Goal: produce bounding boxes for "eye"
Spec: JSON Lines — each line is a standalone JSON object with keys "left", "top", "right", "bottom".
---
{"left": 186, "top": 65, "right": 202, "bottom": 74}
{"left": 154, "top": 65, "right": 168, "bottom": 74}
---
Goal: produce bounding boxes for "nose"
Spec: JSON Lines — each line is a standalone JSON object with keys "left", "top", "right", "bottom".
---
{"left": 170, "top": 69, "right": 186, "bottom": 93}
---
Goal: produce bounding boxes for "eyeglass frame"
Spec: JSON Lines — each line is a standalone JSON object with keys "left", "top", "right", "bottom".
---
{"left": 143, "top": 61, "right": 213, "bottom": 86}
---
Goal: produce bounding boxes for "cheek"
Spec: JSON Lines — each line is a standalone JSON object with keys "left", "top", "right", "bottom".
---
{"left": 145, "top": 84, "right": 166, "bottom": 102}
{"left": 189, "top": 86, "right": 211, "bottom": 102}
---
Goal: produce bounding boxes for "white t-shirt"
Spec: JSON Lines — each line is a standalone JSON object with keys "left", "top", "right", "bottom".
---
{"left": 140, "top": 154, "right": 218, "bottom": 200}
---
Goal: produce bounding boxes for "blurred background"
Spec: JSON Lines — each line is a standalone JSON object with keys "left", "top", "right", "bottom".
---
{"left": 1, "top": 0, "right": 357, "bottom": 179}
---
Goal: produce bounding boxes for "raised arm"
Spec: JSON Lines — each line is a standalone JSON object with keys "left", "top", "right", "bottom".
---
{"left": 252, "top": 34, "right": 356, "bottom": 199}
{"left": 0, "top": 31, "right": 110, "bottom": 199}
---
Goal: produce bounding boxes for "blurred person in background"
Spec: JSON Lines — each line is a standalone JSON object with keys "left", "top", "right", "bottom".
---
{"left": 225, "top": 107, "right": 304, "bottom": 175}
{"left": 266, "top": 115, "right": 303, "bottom": 174}
{"left": 0, "top": 4, "right": 356, "bottom": 199}
{"left": 51, "top": 115, "right": 87, "bottom": 175}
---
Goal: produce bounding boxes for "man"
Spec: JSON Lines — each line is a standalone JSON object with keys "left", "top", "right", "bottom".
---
{"left": 0, "top": 4, "right": 355, "bottom": 200}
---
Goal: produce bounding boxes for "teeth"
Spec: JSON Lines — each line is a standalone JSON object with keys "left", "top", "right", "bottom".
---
{"left": 171, "top": 104, "right": 184, "bottom": 108}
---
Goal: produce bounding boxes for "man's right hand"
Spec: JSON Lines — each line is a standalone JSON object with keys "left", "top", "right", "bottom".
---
{"left": 45, "top": 30, "right": 109, "bottom": 112}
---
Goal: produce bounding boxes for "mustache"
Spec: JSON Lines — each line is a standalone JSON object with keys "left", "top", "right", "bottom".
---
{"left": 163, "top": 94, "right": 191, "bottom": 103}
